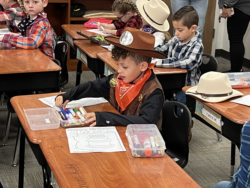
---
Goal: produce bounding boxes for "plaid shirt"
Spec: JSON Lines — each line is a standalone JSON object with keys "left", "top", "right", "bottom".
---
{"left": 0, "top": 3, "right": 26, "bottom": 33}
{"left": 228, "top": 121, "right": 250, "bottom": 188}
{"left": 2, "top": 12, "right": 54, "bottom": 59}
{"left": 155, "top": 32, "right": 204, "bottom": 86}
{"left": 114, "top": 15, "right": 142, "bottom": 36}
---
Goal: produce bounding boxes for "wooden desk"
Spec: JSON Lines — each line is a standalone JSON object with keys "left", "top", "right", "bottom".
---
{"left": 182, "top": 86, "right": 250, "bottom": 176}
{"left": 11, "top": 93, "right": 201, "bottom": 188}
{"left": 74, "top": 40, "right": 108, "bottom": 85}
{"left": 97, "top": 51, "right": 187, "bottom": 91}
{"left": 0, "top": 49, "right": 61, "bottom": 92}
{"left": 0, "top": 25, "right": 7, "bottom": 29}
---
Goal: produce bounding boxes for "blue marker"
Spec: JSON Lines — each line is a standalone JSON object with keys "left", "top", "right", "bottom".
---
{"left": 59, "top": 106, "right": 67, "bottom": 120}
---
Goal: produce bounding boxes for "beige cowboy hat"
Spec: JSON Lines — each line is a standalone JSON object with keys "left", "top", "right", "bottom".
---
{"left": 137, "top": 0, "right": 170, "bottom": 31}
{"left": 186, "top": 72, "right": 243, "bottom": 103}
{"left": 105, "top": 27, "right": 167, "bottom": 59}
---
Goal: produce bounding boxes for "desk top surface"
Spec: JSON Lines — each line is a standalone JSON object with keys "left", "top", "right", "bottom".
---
{"left": 10, "top": 93, "right": 118, "bottom": 144}
{"left": 10, "top": 93, "right": 200, "bottom": 188}
{"left": 97, "top": 52, "right": 187, "bottom": 75}
{"left": 183, "top": 86, "right": 250, "bottom": 124}
{"left": 0, "top": 49, "right": 61, "bottom": 74}
{"left": 0, "top": 25, "right": 7, "bottom": 29}
{"left": 74, "top": 40, "right": 108, "bottom": 58}
{"left": 62, "top": 24, "right": 110, "bottom": 39}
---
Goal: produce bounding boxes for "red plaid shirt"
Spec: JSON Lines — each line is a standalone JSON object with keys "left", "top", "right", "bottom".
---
{"left": 114, "top": 15, "right": 142, "bottom": 36}
{"left": 0, "top": 3, "right": 26, "bottom": 33}
{"left": 2, "top": 12, "right": 54, "bottom": 59}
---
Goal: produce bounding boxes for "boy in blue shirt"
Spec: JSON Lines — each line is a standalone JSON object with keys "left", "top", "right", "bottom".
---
{"left": 155, "top": 5, "right": 203, "bottom": 105}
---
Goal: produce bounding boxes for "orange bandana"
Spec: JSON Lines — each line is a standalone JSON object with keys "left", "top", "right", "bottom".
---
{"left": 115, "top": 68, "right": 152, "bottom": 112}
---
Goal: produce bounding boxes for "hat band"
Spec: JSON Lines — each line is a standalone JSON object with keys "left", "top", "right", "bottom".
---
{"left": 186, "top": 91, "right": 233, "bottom": 99}
{"left": 143, "top": 5, "right": 163, "bottom": 26}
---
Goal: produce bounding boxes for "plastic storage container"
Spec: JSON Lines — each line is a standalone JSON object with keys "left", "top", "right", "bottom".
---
{"left": 126, "top": 124, "right": 166, "bottom": 157}
{"left": 225, "top": 72, "right": 250, "bottom": 88}
{"left": 24, "top": 108, "right": 60, "bottom": 130}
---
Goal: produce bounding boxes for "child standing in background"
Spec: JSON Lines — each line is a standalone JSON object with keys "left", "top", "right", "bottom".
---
{"left": 0, "top": 0, "right": 26, "bottom": 33}
{"left": 137, "top": 0, "right": 171, "bottom": 47}
{"left": 0, "top": 0, "right": 54, "bottom": 59}
{"left": 98, "top": 0, "right": 142, "bottom": 36}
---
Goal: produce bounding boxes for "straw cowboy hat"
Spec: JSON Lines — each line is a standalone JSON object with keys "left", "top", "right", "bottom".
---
{"left": 136, "top": 0, "right": 170, "bottom": 31}
{"left": 186, "top": 72, "right": 243, "bottom": 103}
{"left": 105, "top": 27, "right": 167, "bottom": 59}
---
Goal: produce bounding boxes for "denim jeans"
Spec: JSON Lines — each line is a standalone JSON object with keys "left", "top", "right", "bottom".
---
{"left": 212, "top": 181, "right": 231, "bottom": 188}
{"left": 171, "top": 0, "right": 208, "bottom": 36}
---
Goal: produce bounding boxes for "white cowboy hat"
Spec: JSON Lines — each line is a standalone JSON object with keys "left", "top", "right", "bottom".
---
{"left": 137, "top": 0, "right": 170, "bottom": 32}
{"left": 186, "top": 72, "right": 243, "bottom": 103}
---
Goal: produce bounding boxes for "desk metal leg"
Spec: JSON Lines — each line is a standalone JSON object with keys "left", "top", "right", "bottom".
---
{"left": 230, "top": 142, "right": 236, "bottom": 178}
{"left": 18, "top": 127, "right": 25, "bottom": 188}
{"left": 76, "top": 60, "right": 83, "bottom": 86}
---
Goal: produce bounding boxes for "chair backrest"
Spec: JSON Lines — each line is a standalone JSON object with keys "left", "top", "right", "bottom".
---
{"left": 200, "top": 53, "right": 218, "bottom": 75}
{"left": 54, "top": 41, "right": 69, "bottom": 87}
{"left": 161, "top": 101, "right": 191, "bottom": 168}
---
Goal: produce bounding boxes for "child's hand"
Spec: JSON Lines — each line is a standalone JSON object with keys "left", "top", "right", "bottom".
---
{"left": 55, "top": 96, "right": 69, "bottom": 109}
{"left": 103, "top": 29, "right": 112, "bottom": 34}
{"left": 84, "top": 112, "right": 96, "bottom": 127}
{"left": 9, "top": 32, "right": 21, "bottom": 36}
{"left": 98, "top": 23, "right": 106, "bottom": 31}
{"left": 0, "top": 36, "right": 3, "bottom": 42}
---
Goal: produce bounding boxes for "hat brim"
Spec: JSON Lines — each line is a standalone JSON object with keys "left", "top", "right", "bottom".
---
{"left": 105, "top": 36, "right": 167, "bottom": 59}
{"left": 186, "top": 86, "right": 243, "bottom": 103}
{"left": 137, "top": 0, "right": 170, "bottom": 32}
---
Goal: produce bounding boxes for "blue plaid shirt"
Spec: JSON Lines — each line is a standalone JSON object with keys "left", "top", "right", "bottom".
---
{"left": 228, "top": 121, "right": 250, "bottom": 188}
{"left": 155, "top": 32, "right": 203, "bottom": 86}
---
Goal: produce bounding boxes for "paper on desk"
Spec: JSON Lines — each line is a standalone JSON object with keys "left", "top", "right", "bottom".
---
{"left": 66, "top": 127, "right": 126, "bottom": 153}
{"left": 39, "top": 96, "right": 108, "bottom": 109}
{"left": 0, "top": 28, "right": 10, "bottom": 34}
{"left": 86, "top": 29, "right": 112, "bottom": 36}
{"left": 231, "top": 95, "right": 250, "bottom": 107}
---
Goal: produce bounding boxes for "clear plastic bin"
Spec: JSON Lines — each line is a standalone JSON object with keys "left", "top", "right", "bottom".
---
{"left": 225, "top": 72, "right": 250, "bottom": 88}
{"left": 24, "top": 108, "right": 60, "bottom": 130}
{"left": 126, "top": 124, "right": 166, "bottom": 157}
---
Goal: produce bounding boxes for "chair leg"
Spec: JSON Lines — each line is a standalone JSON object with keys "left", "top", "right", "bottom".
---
{"left": 42, "top": 165, "right": 51, "bottom": 188}
{"left": 216, "top": 132, "right": 222, "bottom": 141}
{"left": 13, "top": 126, "right": 21, "bottom": 167}
{"left": 1, "top": 92, "right": 5, "bottom": 105}
{"left": 2, "top": 112, "right": 12, "bottom": 146}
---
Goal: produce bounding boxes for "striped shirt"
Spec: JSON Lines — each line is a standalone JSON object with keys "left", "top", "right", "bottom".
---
{"left": 155, "top": 32, "right": 204, "bottom": 86}
{"left": 0, "top": 3, "right": 26, "bottom": 33}
{"left": 228, "top": 121, "right": 250, "bottom": 188}
{"left": 2, "top": 12, "right": 53, "bottom": 59}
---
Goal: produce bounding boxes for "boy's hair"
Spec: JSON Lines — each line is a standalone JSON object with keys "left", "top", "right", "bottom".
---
{"left": 172, "top": 5, "right": 198, "bottom": 29}
{"left": 112, "top": 0, "right": 141, "bottom": 17}
{"left": 112, "top": 46, "right": 152, "bottom": 65}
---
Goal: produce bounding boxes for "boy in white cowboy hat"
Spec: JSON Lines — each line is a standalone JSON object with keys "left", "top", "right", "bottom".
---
{"left": 155, "top": 5, "right": 203, "bottom": 105}
{"left": 137, "top": 0, "right": 171, "bottom": 47}
{"left": 55, "top": 27, "right": 166, "bottom": 130}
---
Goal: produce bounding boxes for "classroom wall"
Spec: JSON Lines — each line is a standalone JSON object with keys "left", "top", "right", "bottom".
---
{"left": 212, "top": 0, "right": 250, "bottom": 60}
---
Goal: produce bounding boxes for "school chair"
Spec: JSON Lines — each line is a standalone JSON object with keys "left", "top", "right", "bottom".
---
{"left": 161, "top": 101, "right": 191, "bottom": 168}
{"left": 200, "top": 53, "right": 221, "bottom": 141}
{"left": 54, "top": 41, "right": 69, "bottom": 89}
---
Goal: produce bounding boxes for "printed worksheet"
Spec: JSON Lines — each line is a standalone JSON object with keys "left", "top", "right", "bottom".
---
{"left": 66, "top": 127, "right": 126, "bottom": 153}
{"left": 231, "top": 95, "right": 250, "bottom": 107}
{"left": 86, "top": 29, "right": 112, "bottom": 36}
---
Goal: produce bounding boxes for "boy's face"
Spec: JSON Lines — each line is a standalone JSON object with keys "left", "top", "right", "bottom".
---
{"left": 23, "top": 0, "right": 48, "bottom": 18}
{"left": 0, "top": 0, "right": 9, "bottom": 9}
{"left": 117, "top": 56, "right": 148, "bottom": 83}
{"left": 173, "top": 20, "right": 197, "bottom": 43}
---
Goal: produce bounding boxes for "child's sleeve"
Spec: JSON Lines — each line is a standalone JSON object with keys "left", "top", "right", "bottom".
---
{"left": 159, "top": 42, "right": 203, "bottom": 70}
{"left": 95, "top": 89, "right": 164, "bottom": 126}
{"left": 1, "top": 21, "right": 48, "bottom": 49}
{"left": 0, "top": 9, "right": 15, "bottom": 25}
{"left": 58, "top": 74, "right": 113, "bottom": 103}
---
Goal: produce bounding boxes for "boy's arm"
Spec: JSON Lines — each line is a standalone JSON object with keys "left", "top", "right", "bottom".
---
{"left": 159, "top": 43, "right": 203, "bottom": 70}
{"left": 1, "top": 21, "right": 48, "bottom": 49}
{"left": 59, "top": 75, "right": 113, "bottom": 103}
{"left": 95, "top": 89, "right": 164, "bottom": 126}
{"left": 154, "top": 37, "right": 174, "bottom": 55}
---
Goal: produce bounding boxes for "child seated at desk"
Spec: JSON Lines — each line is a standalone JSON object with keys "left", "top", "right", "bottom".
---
{"left": 0, "top": 0, "right": 54, "bottom": 59}
{"left": 0, "top": 0, "right": 26, "bottom": 32}
{"left": 55, "top": 27, "right": 166, "bottom": 130}
{"left": 98, "top": 0, "right": 142, "bottom": 37}
{"left": 154, "top": 5, "right": 204, "bottom": 105}
{"left": 137, "top": 0, "right": 171, "bottom": 47}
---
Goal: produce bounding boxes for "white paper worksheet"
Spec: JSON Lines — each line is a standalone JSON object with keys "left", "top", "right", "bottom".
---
{"left": 231, "top": 95, "right": 250, "bottom": 107}
{"left": 66, "top": 127, "right": 126, "bottom": 153}
{"left": 86, "top": 29, "right": 112, "bottom": 36}
{"left": 0, "top": 28, "right": 10, "bottom": 35}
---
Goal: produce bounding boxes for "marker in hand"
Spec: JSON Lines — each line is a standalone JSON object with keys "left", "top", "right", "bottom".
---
{"left": 101, "top": 26, "right": 104, "bottom": 31}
